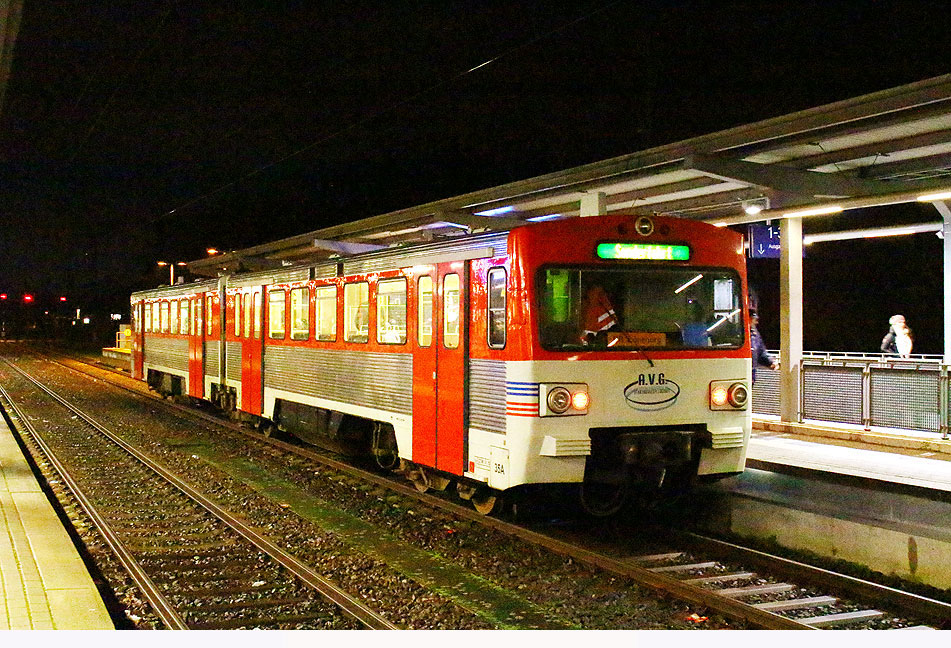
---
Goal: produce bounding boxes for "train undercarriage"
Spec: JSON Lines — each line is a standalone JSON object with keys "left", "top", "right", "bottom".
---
{"left": 147, "top": 372, "right": 713, "bottom": 517}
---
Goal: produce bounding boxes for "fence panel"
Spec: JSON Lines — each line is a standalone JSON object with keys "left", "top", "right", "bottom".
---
{"left": 752, "top": 352, "right": 947, "bottom": 437}
{"left": 802, "top": 364, "right": 864, "bottom": 426}
{"left": 870, "top": 365, "right": 940, "bottom": 432}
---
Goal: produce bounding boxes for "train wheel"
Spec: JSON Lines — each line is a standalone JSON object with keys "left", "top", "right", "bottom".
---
{"left": 579, "top": 480, "right": 627, "bottom": 517}
{"left": 471, "top": 489, "right": 498, "bottom": 515}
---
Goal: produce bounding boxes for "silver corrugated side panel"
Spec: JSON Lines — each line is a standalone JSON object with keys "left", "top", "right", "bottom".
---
{"left": 226, "top": 342, "right": 242, "bottom": 382}
{"left": 204, "top": 341, "right": 220, "bottom": 377}
{"left": 469, "top": 359, "right": 507, "bottom": 434}
{"left": 264, "top": 346, "right": 412, "bottom": 415}
{"left": 144, "top": 336, "right": 189, "bottom": 372}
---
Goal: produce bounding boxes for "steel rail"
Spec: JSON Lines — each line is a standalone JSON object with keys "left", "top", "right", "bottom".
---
{"left": 51, "top": 351, "right": 948, "bottom": 629}
{"left": 676, "top": 531, "right": 951, "bottom": 627}
{"left": 37, "top": 356, "right": 810, "bottom": 629}
{"left": 0, "top": 381, "right": 187, "bottom": 629}
{"left": 2, "top": 358, "right": 396, "bottom": 630}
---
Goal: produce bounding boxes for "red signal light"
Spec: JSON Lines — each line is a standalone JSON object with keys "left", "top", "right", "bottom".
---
{"left": 23, "top": 294, "right": 34, "bottom": 303}
{"left": 0, "top": 293, "right": 7, "bottom": 300}
{"left": 60, "top": 296, "right": 67, "bottom": 302}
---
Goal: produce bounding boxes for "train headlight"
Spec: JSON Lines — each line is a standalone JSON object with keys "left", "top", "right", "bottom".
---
{"left": 547, "top": 387, "right": 571, "bottom": 414}
{"left": 709, "top": 380, "right": 748, "bottom": 410}
{"left": 540, "top": 383, "right": 589, "bottom": 416}
{"left": 710, "top": 386, "right": 729, "bottom": 407}
{"left": 571, "top": 390, "right": 590, "bottom": 411}
{"left": 728, "top": 383, "right": 748, "bottom": 408}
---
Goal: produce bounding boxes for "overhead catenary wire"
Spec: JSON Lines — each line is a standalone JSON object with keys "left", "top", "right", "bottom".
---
{"left": 152, "top": 0, "right": 628, "bottom": 224}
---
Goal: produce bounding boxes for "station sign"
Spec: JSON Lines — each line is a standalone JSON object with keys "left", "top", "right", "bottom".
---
{"left": 747, "top": 224, "right": 781, "bottom": 258}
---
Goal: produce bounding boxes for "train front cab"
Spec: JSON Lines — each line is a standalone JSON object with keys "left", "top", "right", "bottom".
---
{"left": 464, "top": 214, "right": 753, "bottom": 514}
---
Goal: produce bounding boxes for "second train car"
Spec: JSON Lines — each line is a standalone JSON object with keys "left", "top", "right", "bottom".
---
{"left": 131, "top": 213, "right": 752, "bottom": 515}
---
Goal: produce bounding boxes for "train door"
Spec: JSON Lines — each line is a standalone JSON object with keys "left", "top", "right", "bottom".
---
{"left": 132, "top": 301, "right": 145, "bottom": 379}
{"left": 188, "top": 294, "right": 204, "bottom": 398}
{"left": 240, "top": 288, "right": 264, "bottom": 414}
{"left": 411, "top": 262, "right": 468, "bottom": 475}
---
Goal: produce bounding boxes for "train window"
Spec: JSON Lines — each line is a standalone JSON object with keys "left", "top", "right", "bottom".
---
{"left": 244, "top": 293, "right": 253, "bottom": 339}
{"left": 315, "top": 285, "right": 336, "bottom": 341}
{"left": 536, "top": 267, "right": 745, "bottom": 351}
{"left": 180, "top": 300, "right": 190, "bottom": 335}
{"left": 170, "top": 299, "right": 179, "bottom": 334}
{"left": 443, "top": 274, "right": 460, "bottom": 349}
{"left": 344, "top": 282, "right": 369, "bottom": 343}
{"left": 144, "top": 304, "right": 151, "bottom": 332}
{"left": 152, "top": 302, "right": 159, "bottom": 332}
{"left": 268, "top": 289, "right": 286, "bottom": 339}
{"left": 206, "top": 296, "right": 214, "bottom": 336}
{"left": 253, "top": 292, "right": 261, "bottom": 339}
{"left": 160, "top": 301, "right": 169, "bottom": 333}
{"left": 417, "top": 276, "right": 433, "bottom": 347}
{"left": 487, "top": 267, "right": 506, "bottom": 349}
{"left": 377, "top": 279, "right": 407, "bottom": 344}
{"left": 193, "top": 298, "right": 202, "bottom": 336}
{"left": 234, "top": 294, "right": 242, "bottom": 337}
{"left": 290, "top": 287, "right": 309, "bottom": 340}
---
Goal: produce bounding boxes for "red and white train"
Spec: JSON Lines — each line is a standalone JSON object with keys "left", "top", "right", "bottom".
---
{"left": 130, "top": 213, "right": 752, "bottom": 514}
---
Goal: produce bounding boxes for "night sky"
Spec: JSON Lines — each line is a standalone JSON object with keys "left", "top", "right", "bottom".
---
{"left": 1, "top": 1, "right": 949, "bottom": 350}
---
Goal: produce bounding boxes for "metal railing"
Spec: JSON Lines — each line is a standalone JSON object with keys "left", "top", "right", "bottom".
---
{"left": 752, "top": 351, "right": 949, "bottom": 440}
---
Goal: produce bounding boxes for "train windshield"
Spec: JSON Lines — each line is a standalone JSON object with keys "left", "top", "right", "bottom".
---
{"left": 537, "top": 267, "right": 745, "bottom": 351}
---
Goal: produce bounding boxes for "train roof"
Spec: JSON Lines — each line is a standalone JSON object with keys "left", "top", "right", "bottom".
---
{"left": 188, "top": 74, "right": 951, "bottom": 278}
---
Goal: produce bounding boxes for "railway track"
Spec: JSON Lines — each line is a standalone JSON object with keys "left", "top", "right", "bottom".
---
{"left": 9, "top": 347, "right": 951, "bottom": 629}
{"left": 0, "top": 358, "right": 395, "bottom": 630}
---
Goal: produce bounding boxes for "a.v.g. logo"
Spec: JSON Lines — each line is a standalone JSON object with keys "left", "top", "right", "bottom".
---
{"left": 624, "top": 373, "right": 680, "bottom": 411}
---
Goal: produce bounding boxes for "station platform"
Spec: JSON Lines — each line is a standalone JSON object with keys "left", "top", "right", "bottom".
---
{"left": 0, "top": 416, "right": 113, "bottom": 629}
{"left": 749, "top": 416, "right": 951, "bottom": 493}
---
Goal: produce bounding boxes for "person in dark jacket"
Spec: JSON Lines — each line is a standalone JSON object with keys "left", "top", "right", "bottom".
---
{"left": 750, "top": 310, "right": 777, "bottom": 381}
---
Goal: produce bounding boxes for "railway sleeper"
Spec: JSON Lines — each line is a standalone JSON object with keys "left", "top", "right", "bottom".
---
{"left": 149, "top": 568, "right": 281, "bottom": 585}
{"left": 189, "top": 612, "right": 343, "bottom": 631}
{"left": 752, "top": 596, "right": 838, "bottom": 613}
{"left": 189, "top": 597, "right": 312, "bottom": 613}
{"left": 175, "top": 583, "right": 289, "bottom": 598}
{"left": 798, "top": 609, "right": 885, "bottom": 628}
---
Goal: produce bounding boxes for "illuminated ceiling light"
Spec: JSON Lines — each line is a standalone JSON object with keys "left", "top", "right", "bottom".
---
{"left": 782, "top": 205, "right": 843, "bottom": 218}
{"left": 474, "top": 205, "right": 515, "bottom": 217}
{"left": 916, "top": 191, "right": 951, "bottom": 202}
{"left": 742, "top": 202, "right": 762, "bottom": 215}
{"left": 526, "top": 213, "right": 563, "bottom": 222}
{"left": 706, "top": 309, "right": 741, "bottom": 332}
{"left": 803, "top": 222, "right": 940, "bottom": 245}
{"left": 674, "top": 274, "right": 703, "bottom": 294}
{"left": 713, "top": 222, "right": 728, "bottom": 227}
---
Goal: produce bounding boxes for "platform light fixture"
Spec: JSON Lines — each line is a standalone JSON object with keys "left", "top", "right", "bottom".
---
{"left": 916, "top": 191, "right": 951, "bottom": 202}
{"left": 157, "top": 260, "right": 187, "bottom": 285}
{"left": 782, "top": 205, "right": 844, "bottom": 218}
{"left": 474, "top": 205, "right": 515, "bottom": 217}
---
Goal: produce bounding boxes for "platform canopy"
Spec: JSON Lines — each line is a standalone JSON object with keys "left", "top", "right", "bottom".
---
{"left": 189, "top": 74, "right": 951, "bottom": 276}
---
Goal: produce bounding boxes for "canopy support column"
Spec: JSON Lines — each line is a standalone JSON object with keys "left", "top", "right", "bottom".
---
{"left": 580, "top": 192, "right": 607, "bottom": 216}
{"left": 779, "top": 216, "right": 803, "bottom": 423}
{"left": 935, "top": 201, "right": 951, "bottom": 363}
